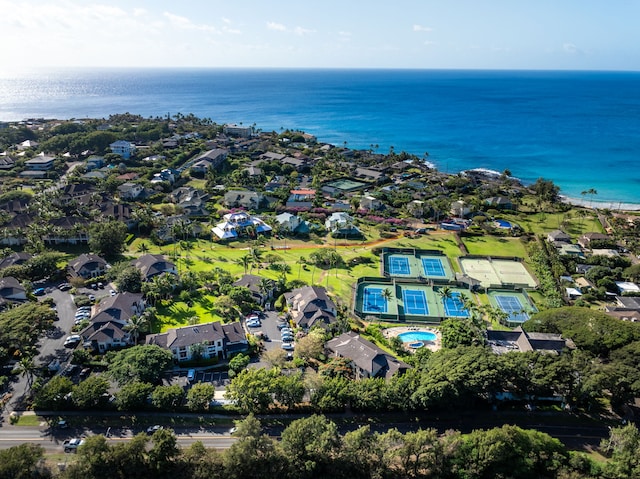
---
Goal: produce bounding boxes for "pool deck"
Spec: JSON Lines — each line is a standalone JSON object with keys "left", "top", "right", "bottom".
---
{"left": 384, "top": 326, "right": 442, "bottom": 352}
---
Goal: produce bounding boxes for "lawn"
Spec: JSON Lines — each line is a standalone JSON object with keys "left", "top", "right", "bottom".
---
{"left": 461, "top": 235, "right": 528, "bottom": 258}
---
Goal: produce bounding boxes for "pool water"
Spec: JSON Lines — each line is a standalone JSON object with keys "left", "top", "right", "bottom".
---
{"left": 398, "top": 331, "right": 437, "bottom": 342}
{"left": 495, "top": 219, "right": 513, "bottom": 228}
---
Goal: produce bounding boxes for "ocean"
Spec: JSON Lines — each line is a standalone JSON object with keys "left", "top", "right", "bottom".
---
{"left": 1, "top": 68, "right": 639, "bottom": 206}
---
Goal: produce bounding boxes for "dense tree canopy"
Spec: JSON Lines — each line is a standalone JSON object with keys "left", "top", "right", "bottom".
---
{"left": 107, "top": 345, "right": 174, "bottom": 385}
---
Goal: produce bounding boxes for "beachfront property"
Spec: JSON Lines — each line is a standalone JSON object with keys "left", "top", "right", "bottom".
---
{"left": 211, "top": 211, "right": 272, "bottom": 240}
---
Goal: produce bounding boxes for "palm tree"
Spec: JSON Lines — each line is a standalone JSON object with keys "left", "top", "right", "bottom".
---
{"left": 237, "top": 254, "right": 253, "bottom": 275}
{"left": 381, "top": 288, "right": 393, "bottom": 302}
{"left": 16, "top": 356, "right": 36, "bottom": 392}
{"left": 137, "top": 242, "right": 150, "bottom": 253}
{"left": 126, "top": 314, "right": 149, "bottom": 345}
{"left": 438, "top": 286, "right": 453, "bottom": 303}
{"left": 258, "top": 278, "right": 275, "bottom": 305}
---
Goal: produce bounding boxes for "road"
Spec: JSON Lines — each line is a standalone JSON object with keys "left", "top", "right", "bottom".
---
{"left": 0, "top": 424, "right": 238, "bottom": 452}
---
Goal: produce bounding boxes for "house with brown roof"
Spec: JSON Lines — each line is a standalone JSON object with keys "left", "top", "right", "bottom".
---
{"left": 43, "top": 216, "right": 90, "bottom": 245}
{"left": 284, "top": 285, "right": 337, "bottom": 330}
{"left": 326, "top": 331, "right": 410, "bottom": 380}
{"left": 233, "top": 274, "right": 275, "bottom": 306}
{"left": 146, "top": 321, "right": 248, "bottom": 362}
{"left": 577, "top": 232, "right": 611, "bottom": 249}
{"left": 79, "top": 292, "right": 146, "bottom": 352}
{"left": 132, "top": 254, "right": 177, "bottom": 281}
{"left": 68, "top": 253, "right": 109, "bottom": 279}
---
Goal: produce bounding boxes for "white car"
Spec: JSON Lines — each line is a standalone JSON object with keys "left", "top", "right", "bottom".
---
{"left": 64, "top": 335, "right": 81, "bottom": 348}
{"left": 247, "top": 320, "right": 261, "bottom": 328}
{"left": 109, "top": 289, "right": 116, "bottom": 296}
{"left": 63, "top": 437, "right": 85, "bottom": 452}
{"left": 281, "top": 342, "right": 295, "bottom": 351}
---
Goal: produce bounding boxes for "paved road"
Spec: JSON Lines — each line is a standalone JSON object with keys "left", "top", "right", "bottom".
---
{"left": 0, "top": 424, "right": 238, "bottom": 452}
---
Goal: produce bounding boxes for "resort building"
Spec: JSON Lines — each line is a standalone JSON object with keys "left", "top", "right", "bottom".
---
{"left": 326, "top": 331, "right": 410, "bottom": 380}
{"left": 284, "top": 285, "right": 337, "bottom": 330}
{"left": 109, "top": 140, "right": 136, "bottom": 159}
{"left": 146, "top": 321, "right": 248, "bottom": 362}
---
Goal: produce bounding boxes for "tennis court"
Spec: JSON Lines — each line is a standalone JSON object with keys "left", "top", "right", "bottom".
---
{"left": 388, "top": 256, "right": 411, "bottom": 276}
{"left": 421, "top": 257, "right": 446, "bottom": 277}
{"left": 442, "top": 292, "right": 469, "bottom": 317}
{"left": 362, "top": 287, "right": 389, "bottom": 314}
{"left": 402, "top": 289, "right": 429, "bottom": 316}
{"left": 495, "top": 294, "right": 529, "bottom": 323}
{"left": 460, "top": 257, "right": 537, "bottom": 288}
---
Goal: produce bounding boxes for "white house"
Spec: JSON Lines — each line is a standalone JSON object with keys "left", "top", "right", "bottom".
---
{"left": 117, "top": 182, "right": 144, "bottom": 200}
{"left": 325, "top": 212, "right": 353, "bottom": 231}
{"left": 110, "top": 140, "right": 136, "bottom": 159}
{"left": 211, "top": 212, "right": 272, "bottom": 240}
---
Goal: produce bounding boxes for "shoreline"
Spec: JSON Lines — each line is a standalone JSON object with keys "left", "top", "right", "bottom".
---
{"left": 559, "top": 195, "right": 640, "bottom": 212}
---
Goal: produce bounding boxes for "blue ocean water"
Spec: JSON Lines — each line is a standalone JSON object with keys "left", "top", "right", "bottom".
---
{"left": 1, "top": 68, "right": 639, "bottom": 205}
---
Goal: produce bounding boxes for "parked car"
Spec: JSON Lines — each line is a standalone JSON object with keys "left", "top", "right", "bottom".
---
{"left": 33, "top": 287, "right": 46, "bottom": 296}
{"left": 63, "top": 438, "right": 85, "bottom": 453}
{"left": 88, "top": 294, "right": 96, "bottom": 302}
{"left": 281, "top": 335, "right": 294, "bottom": 343}
{"left": 109, "top": 289, "right": 116, "bottom": 296}
{"left": 58, "top": 283, "right": 72, "bottom": 291}
{"left": 187, "top": 369, "right": 196, "bottom": 382}
{"left": 280, "top": 327, "right": 294, "bottom": 336}
{"left": 63, "top": 335, "right": 81, "bottom": 348}
{"left": 281, "top": 342, "right": 295, "bottom": 351}
{"left": 247, "top": 320, "right": 261, "bottom": 328}
{"left": 276, "top": 322, "right": 288, "bottom": 330}
{"left": 77, "top": 306, "right": 92, "bottom": 312}
{"left": 79, "top": 367, "right": 91, "bottom": 378}
{"left": 97, "top": 282, "right": 104, "bottom": 289}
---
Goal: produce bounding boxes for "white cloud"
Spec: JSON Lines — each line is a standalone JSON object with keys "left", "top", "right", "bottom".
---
{"left": 163, "top": 12, "right": 216, "bottom": 32}
{"left": 267, "top": 21, "right": 287, "bottom": 32}
{"left": 413, "top": 24, "right": 433, "bottom": 32}
{"left": 293, "top": 26, "right": 314, "bottom": 36}
{"left": 563, "top": 42, "right": 582, "bottom": 54}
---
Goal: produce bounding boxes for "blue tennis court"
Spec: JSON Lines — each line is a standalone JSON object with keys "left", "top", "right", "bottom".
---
{"left": 388, "top": 256, "right": 411, "bottom": 275}
{"left": 443, "top": 292, "right": 469, "bottom": 317}
{"left": 422, "top": 257, "right": 446, "bottom": 277}
{"left": 362, "top": 287, "right": 389, "bottom": 314}
{"left": 402, "top": 289, "right": 429, "bottom": 315}
{"left": 495, "top": 295, "right": 529, "bottom": 322}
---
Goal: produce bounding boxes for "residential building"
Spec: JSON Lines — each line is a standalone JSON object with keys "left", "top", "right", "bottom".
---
{"left": 326, "top": 331, "right": 410, "bottom": 380}
{"left": 0, "top": 155, "right": 17, "bottom": 170}
{"left": 68, "top": 253, "right": 109, "bottom": 279}
{"left": 170, "top": 187, "right": 210, "bottom": 217}
{"left": 232, "top": 274, "right": 276, "bottom": 305}
{"left": 117, "top": 182, "right": 144, "bottom": 200}
{"left": 188, "top": 148, "right": 228, "bottom": 174}
{"left": 275, "top": 212, "right": 310, "bottom": 235}
{"left": 0, "top": 276, "right": 27, "bottom": 302}
{"left": 25, "top": 155, "right": 55, "bottom": 171}
{"left": 43, "top": 216, "right": 90, "bottom": 245}
{"left": 486, "top": 327, "right": 574, "bottom": 355}
{"left": 450, "top": 200, "right": 471, "bottom": 218}
{"left": 578, "top": 233, "right": 611, "bottom": 249}
{"left": 284, "top": 285, "right": 337, "bottom": 330}
{"left": 146, "top": 321, "right": 249, "bottom": 361}
{"left": 285, "top": 189, "right": 315, "bottom": 209}
{"left": 223, "top": 124, "right": 253, "bottom": 138}
{"left": 0, "top": 252, "right": 32, "bottom": 270}
{"left": 211, "top": 212, "right": 272, "bottom": 240}
{"left": 360, "top": 195, "right": 383, "bottom": 211}
{"left": 223, "top": 190, "right": 266, "bottom": 209}
{"left": 546, "top": 230, "right": 571, "bottom": 244}
{"left": 109, "top": 140, "right": 136, "bottom": 159}
{"left": 132, "top": 254, "right": 177, "bottom": 281}
{"left": 325, "top": 212, "right": 362, "bottom": 238}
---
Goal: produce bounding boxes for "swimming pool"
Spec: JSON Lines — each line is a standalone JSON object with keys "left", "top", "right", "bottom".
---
{"left": 495, "top": 219, "right": 513, "bottom": 229}
{"left": 398, "top": 331, "right": 437, "bottom": 343}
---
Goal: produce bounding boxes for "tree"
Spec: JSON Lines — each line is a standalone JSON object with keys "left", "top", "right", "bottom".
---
{"left": 601, "top": 423, "right": 640, "bottom": 478}
{"left": 280, "top": 415, "right": 341, "bottom": 478}
{"left": 89, "top": 220, "right": 128, "bottom": 260}
{"left": 125, "top": 314, "right": 149, "bottom": 345}
{"left": 225, "top": 368, "right": 278, "bottom": 413}
{"left": 33, "top": 375, "right": 73, "bottom": 411}
{"left": 237, "top": 254, "right": 253, "bottom": 275}
{"left": 0, "top": 443, "right": 48, "bottom": 479}
{"left": 186, "top": 382, "right": 216, "bottom": 411}
{"left": 115, "top": 381, "right": 154, "bottom": 411}
{"left": 440, "top": 317, "right": 483, "bottom": 348}
{"left": 228, "top": 353, "right": 251, "bottom": 377}
{"left": 72, "top": 375, "right": 111, "bottom": 410}
{"left": 108, "top": 345, "right": 174, "bottom": 386}
{"left": 115, "top": 266, "right": 143, "bottom": 293}
{"left": 151, "top": 384, "right": 185, "bottom": 411}
{"left": 294, "top": 329, "right": 325, "bottom": 361}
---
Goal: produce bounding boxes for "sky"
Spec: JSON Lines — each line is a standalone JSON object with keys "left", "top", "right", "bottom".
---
{"left": 2, "top": 0, "right": 639, "bottom": 71}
